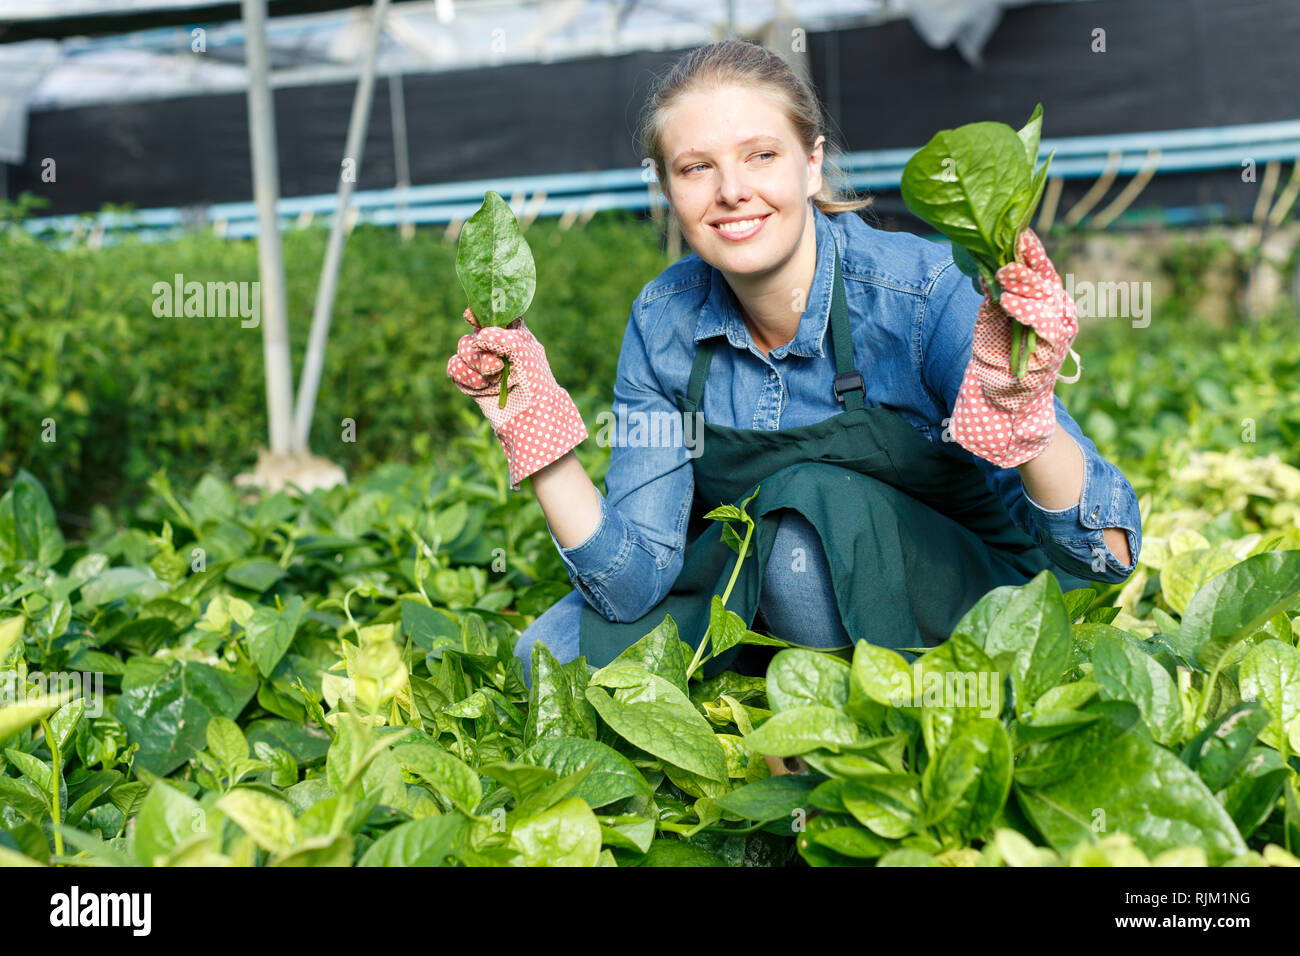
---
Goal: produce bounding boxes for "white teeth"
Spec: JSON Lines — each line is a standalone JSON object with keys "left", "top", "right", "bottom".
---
{"left": 716, "top": 217, "right": 763, "bottom": 233}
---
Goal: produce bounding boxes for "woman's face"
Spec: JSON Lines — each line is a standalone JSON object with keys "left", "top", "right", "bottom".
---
{"left": 658, "top": 83, "right": 824, "bottom": 278}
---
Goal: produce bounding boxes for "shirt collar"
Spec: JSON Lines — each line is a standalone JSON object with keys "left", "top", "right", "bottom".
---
{"left": 693, "top": 204, "right": 838, "bottom": 359}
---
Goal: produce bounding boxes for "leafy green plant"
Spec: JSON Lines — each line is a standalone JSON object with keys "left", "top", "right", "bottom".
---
{"left": 900, "top": 103, "right": 1056, "bottom": 378}
{"left": 2, "top": 459, "right": 1299, "bottom": 866}
{"left": 454, "top": 190, "right": 538, "bottom": 408}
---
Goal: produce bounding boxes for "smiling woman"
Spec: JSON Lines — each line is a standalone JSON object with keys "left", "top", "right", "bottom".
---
{"left": 642, "top": 44, "right": 872, "bottom": 355}
{"left": 445, "top": 40, "right": 1141, "bottom": 719}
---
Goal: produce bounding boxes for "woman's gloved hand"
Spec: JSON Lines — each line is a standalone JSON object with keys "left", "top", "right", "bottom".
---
{"left": 446, "top": 307, "right": 588, "bottom": 490}
{"left": 949, "top": 228, "right": 1081, "bottom": 469}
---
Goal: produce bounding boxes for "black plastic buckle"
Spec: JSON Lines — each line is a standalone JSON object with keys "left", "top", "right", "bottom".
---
{"left": 833, "top": 370, "right": 865, "bottom": 403}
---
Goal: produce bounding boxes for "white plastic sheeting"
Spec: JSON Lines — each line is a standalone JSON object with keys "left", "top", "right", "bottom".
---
{"left": 0, "top": 0, "right": 1090, "bottom": 163}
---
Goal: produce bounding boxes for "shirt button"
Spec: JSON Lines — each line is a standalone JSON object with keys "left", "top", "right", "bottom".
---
{"left": 1089, "top": 506, "right": 1100, "bottom": 522}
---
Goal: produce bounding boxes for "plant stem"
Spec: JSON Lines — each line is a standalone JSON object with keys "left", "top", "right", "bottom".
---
{"left": 657, "top": 819, "right": 771, "bottom": 836}
{"left": 497, "top": 358, "right": 511, "bottom": 409}
{"left": 719, "top": 520, "right": 755, "bottom": 608}
{"left": 686, "top": 515, "right": 757, "bottom": 681}
{"left": 1190, "top": 659, "right": 1224, "bottom": 733}
{"left": 41, "top": 717, "right": 64, "bottom": 861}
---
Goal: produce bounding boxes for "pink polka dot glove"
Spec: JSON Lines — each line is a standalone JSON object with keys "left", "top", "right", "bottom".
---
{"left": 949, "top": 228, "right": 1082, "bottom": 469}
{"left": 446, "top": 307, "right": 588, "bottom": 490}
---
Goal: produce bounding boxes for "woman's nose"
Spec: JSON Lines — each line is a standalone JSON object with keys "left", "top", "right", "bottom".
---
{"left": 715, "top": 165, "right": 752, "bottom": 205}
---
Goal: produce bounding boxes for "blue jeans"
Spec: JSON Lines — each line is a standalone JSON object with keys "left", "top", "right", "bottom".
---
{"left": 513, "top": 511, "right": 853, "bottom": 688}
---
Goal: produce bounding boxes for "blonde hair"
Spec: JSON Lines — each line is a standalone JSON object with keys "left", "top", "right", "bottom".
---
{"left": 637, "top": 39, "right": 874, "bottom": 217}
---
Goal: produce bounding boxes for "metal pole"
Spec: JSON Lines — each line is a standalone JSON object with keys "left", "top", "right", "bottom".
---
{"left": 389, "top": 71, "right": 413, "bottom": 242}
{"left": 241, "top": 0, "right": 295, "bottom": 455}
{"left": 292, "top": 0, "right": 391, "bottom": 451}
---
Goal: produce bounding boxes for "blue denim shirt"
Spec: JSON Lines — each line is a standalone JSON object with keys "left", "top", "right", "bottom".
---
{"left": 548, "top": 204, "right": 1142, "bottom": 623}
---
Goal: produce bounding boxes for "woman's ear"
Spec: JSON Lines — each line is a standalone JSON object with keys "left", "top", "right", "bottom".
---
{"left": 807, "top": 135, "right": 826, "bottom": 199}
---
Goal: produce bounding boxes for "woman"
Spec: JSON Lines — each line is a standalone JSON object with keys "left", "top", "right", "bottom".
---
{"left": 447, "top": 40, "right": 1142, "bottom": 692}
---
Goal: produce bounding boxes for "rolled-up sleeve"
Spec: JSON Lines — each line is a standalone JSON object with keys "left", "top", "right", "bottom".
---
{"left": 546, "top": 294, "right": 694, "bottom": 622}
{"left": 920, "top": 257, "right": 1142, "bottom": 585}
{"left": 1020, "top": 403, "right": 1142, "bottom": 583}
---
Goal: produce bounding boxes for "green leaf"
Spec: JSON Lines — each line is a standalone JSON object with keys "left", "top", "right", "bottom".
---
{"left": 524, "top": 639, "right": 598, "bottom": 745}
{"left": 187, "top": 473, "right": 238, "bottom": 527}
{"left": 357, "top": 815, "right": 467, "bottom": 867}
{"left": 1181, "top": 701, "right": 1271, "bottom": 792}
{"left": 704, "top": 597, "right": 747, "bottom": 660}
{"left": 586, "top": 661, "right": 728, "bottom": 782}
{"left": 612, "top": 613, "right": 690, "bottom": 694}
{"left": 270, "top": 833, "right": 354, "bottom": 867}
{"left": 508, "top": 763, "right": 596, "bottom": 821}
{"left": 976, "top": 571, "right": 1071, "bottom": 715}
{"left": 876, "top": 848, "right": 943, "bottom": 867}
{"left": 714, "top": 774, "right": 820, "bottom": 824}
{"left": 1015, "top": 103, "right": 1044, "bottom": 168}
{"left": 924, "top": 717, "right": 1012, "bottom": 841}
{"left": 1014, "top": 700, "right": 1247, "bottom": 864}
{"left": 481, "top": 762, "right": 559, "bottom": 804}
{"left": 1237, "top": 639, "right": 1300, "bottom": 751}
{"left": 520, "top": 736, "right": 654, "bottom": 809}
{"left": 636, "top": 840, "right": 727, "bottom": 867}
{"left": 741, "top": 706, "right": 863, "bottom": 757}
{"left": 79, "top": 567, "right": 166, "bottom": 609}
{"left": 246, "top": 595, "right": 306, "bottom": 677}
{"left": 455, "top": 190, "right": 537, "bottom": 327}
{"left": 114, "top": 658, "right": 259, "bottom": 776}
{"left": 1091, "top": 633, "right": 1183, "bottom": 746}
{"left": 0, "top": 469, "right": 66, "bottom": 568}
{"left": 0, "top": 614, "right": 24, "bottom": 661}
{"left": 205, "top": 715, "right": 249, "bottom": 768}
{"left": 1218, "top": 747, "right": 1288, "bottom": 840}
{"left": 841, "top": 774, "right": 921, "bottom": 839}
{"left": 508, "top": 796, "right": 600, "bottom": 867}
{"left": 810, "top": 824, "right": 892, "bottom": 860}
{"left": 1177, "top": 550, "right": 1300, "bottom": 670}
{"left": 224, "top": 558, "right": 288, "bottom": 593}
{"left": 1013, "top": 149, "right": 1054, "bottom": 237}
{"left": 400, "top": 599, "right": 459, "bottom": 652}
{"left": 850, "top": 640, "right": 913, "bottom": 707}
{"left": 600, "top": 818, "right": 655, "bottom": 854}
{"left": 392, "top": 743, "right": 483, "bottom": 816}
{"left": 765, "top": 648, "right": 851, "bottom": 713}
{"left": 133, "top": 782, "right": 201, "bottom": 866}
{"left": 900, "top": 120, "right": 1032, "bottom": 265}
{"left": 5, "top": 749, "right": 53, "bottom": 800}
{"left": 0, "top": 777, "right": 48, "bottom": 823}
{"left": 1162, "top": 548, "right": 1241, "bottom": 618}
{"left": 216, "top": 789, "right": 302, "bottom": 855}
{"left": 0, "top": 690, "right": 75, "bottom": 747}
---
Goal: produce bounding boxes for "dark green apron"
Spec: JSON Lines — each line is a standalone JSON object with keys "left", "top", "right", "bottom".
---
{"left": 578, "top": 235, "right": 1093, "bottom": 678}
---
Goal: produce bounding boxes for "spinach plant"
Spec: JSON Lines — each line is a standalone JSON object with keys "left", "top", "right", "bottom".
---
{"left": 900, "top": 104, "right": 1055, "bottom": 379}
{"left": 454, "top": 190, "right": 538, "bottom": 407}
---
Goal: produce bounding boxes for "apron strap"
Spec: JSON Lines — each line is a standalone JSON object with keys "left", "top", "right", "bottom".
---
{"left": 828, "top": 239, "right": 866, "bottom": 413}
{"left": 679, "top": 337, "right": 716, "bottom": 415}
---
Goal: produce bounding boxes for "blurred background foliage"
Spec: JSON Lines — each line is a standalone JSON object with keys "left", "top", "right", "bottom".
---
{"left": 2, "top": 200, "right": 1298, "bottom": 537}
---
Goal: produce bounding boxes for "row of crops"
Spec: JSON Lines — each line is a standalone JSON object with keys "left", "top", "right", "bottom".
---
{"left": 2, "top": 207, "right": 1300, "bottom": 866}
{"left": 2, "top": 418, "right": 1299, "bottom": 866}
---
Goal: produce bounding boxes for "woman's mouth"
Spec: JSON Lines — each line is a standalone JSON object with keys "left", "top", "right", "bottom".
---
{"left": 710, "top": 214, "right": 770, "bottom": 241}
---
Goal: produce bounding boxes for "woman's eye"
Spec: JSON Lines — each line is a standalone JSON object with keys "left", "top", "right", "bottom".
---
{"left": 684, "top": 163, "right": 706, "bottom": 174}
{"left": 754, "top": 151, "right": 776, "bottom": 161}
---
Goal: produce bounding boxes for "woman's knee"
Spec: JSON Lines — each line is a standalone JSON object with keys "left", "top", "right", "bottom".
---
{"left": 759, "top": 511, "right": 853, "bottom": 648}
{"left": 514, "top": 589, "right": 586, "bottom": 688}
